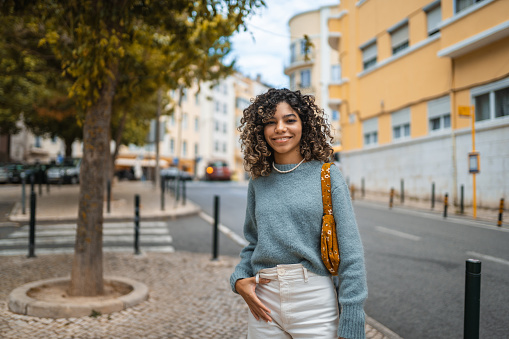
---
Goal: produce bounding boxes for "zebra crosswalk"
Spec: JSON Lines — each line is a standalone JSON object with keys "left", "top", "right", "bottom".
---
{"left": 0, "top": 221, "right": 174, "bottom": 256}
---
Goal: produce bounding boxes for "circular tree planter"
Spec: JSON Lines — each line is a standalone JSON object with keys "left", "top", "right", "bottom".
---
{"left": 8, "top": 276, "right": 148, "bottom": 318}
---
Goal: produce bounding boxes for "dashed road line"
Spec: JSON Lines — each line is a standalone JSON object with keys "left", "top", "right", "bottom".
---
{"left": 466, "top": 251, "right": 509, "bottom": 267}
{"left": 375, "top": 226, "right": 422, "bottom": 241}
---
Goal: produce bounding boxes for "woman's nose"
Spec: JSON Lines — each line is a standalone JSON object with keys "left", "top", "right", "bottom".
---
{"left": 275, "top": 121, "right": 286, "bottom": 133}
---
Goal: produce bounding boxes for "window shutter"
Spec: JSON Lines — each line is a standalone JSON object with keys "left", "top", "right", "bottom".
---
{"left": 391, "top": 108, "right": 411, "bottom": 126}
{"left": 427, "top": 5, "right": 441, "bottom": 34}
{"left": 391, "top": 24, "right": 409, "bottom": 48}
{"left": 428, "top": 96, "right": 450, "bottom": 119}
{"left": 362, "top": 43, "right": 377, "bottom": 63}
{"left": 363, "top": 118, "right": 378, "bottom": 134}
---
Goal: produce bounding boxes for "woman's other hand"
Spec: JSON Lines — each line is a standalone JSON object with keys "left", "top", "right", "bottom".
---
{"left": 235, "top": 277, "right": 272, "bottom": 322}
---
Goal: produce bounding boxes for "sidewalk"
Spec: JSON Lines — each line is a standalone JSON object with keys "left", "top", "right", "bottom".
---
{"left": 1, "top": 181, "right": 401, "bottom": 339}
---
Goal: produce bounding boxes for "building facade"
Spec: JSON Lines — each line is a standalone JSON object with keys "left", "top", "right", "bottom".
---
{"left": 120, "top": 73, "right": 268, "bottom": 180}
{"left": 325, "top": 0, "right": 508, "bottom": 208}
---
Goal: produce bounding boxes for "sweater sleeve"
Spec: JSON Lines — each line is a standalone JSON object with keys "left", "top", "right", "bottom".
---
{"left": 330, "top": 166, "right": 368, "bottom": 339}
{"left": 230, "top": 179, "right": 258, "bottom": 293}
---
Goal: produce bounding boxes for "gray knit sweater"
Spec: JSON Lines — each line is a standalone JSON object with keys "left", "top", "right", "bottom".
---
{"left": 230, "top": 160, "right": 368, "bottom": 339}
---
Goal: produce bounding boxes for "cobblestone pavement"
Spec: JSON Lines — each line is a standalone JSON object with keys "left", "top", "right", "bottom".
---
{"left": 0, "top": 252, "right": 398, "bottom": 339}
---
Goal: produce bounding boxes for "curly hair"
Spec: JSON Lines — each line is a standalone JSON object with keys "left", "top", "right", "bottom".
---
{"left": 238, "top": 88, "right": 334, "bottom": 179}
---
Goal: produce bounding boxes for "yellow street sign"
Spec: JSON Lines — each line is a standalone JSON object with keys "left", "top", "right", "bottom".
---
{"left": 459, "top": 106, "right": 471, "bottom": 117}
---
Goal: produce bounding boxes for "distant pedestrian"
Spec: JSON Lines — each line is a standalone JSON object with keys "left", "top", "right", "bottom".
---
{"left": 230, "top": 88, "right": 367, "bottom": 339}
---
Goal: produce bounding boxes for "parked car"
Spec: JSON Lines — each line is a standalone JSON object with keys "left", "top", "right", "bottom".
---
{"left": 46, "top": 158, "right": 81, "bottom": 184}
{"left": 160, "top": 167, "right": 193, "bottom": 181}
{"left": 205, "top": 161, "right": 231, "bottom": 181}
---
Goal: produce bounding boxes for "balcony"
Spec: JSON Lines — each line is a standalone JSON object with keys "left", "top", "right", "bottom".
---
{"left": 328, "top": 32, "right": 342, "bottom": 51}
{"left": 284, "top": 50, "right": 315, "bottom": 75}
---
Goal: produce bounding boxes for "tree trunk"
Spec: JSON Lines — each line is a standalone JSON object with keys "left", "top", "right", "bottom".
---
{"left": 69, "top": 73, "right": 116, "bottom": 297}
{"left": 64, "top": 137, "right": 74, "bottom": 158}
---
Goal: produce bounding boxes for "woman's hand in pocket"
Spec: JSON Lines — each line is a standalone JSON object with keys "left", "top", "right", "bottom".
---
{"left": 235, "top": 277, "right": 272, "bottom": 322}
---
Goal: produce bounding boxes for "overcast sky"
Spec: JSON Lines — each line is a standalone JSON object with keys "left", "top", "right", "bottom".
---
{"left": 227, "top": 0, "right": 339, "bottom": 88}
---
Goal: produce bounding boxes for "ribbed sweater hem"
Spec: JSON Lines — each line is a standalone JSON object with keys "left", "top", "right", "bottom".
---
{"left": 337, "top": 304, "right": 366, "bottom": 339}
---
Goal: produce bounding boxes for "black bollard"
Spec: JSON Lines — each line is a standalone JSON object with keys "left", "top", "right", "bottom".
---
{"left": 107, "top": 180, "right": 111, "bottom": 214}
{"left": 460, "top": 185, "right": 465, "bottom": 214}
{"left": 134, "top": 194, "right": 141, "bottom": 255}
{"left": 28, "top": 191, "right": 36, "bottom": 258}
{"left": 498, "top": 198, "right": 504, "bottom": 227}
{"left": 182, "top": 179, "right": 186, "bottom": 206}
{"left": 160, "top": 177, "right": 165, "bottom": 211}
{"left": 464, "top": 259, "right": 481, "bottom": 339}
{"left": 431, "top": 182, "right": 435, "bottom": 210}
{"left": 38, "top": 168, "right": 42, "bottom": 197}
{"left": 212, "top": 195, "right": 220, "bottom": 261}
{"left": 444, "top": 193, "right": 449, "bottom": 218}
{"left": 400, "top": 179, "right": 404, "bottom": 204}
{"left": 361, "top": 177, "right": 365, "bottom": 198}
{"left": 389, "top": 188, "right": 394, "bottom": 209}
{"left": 21, "top": 173, "right": 26, "bottom": 215}
{"left": 175, "top": 176, "right": 180, "bottom": 202}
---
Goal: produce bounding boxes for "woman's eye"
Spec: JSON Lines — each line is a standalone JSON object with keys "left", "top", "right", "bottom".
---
{"left": 266, "top": 121, "right": 275, "bottom": 125}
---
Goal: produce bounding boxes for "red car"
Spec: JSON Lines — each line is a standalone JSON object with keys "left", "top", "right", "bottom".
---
{"left": 205, "top": 161, "right": 231, "bottom": 181}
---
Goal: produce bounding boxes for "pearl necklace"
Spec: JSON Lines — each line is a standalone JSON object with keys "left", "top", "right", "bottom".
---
{"left": 272, "top": 158, "right": 306, "bottom": 174}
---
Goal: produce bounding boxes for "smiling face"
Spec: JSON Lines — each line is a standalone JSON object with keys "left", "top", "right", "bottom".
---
{"left": 263, "top": 102, "right": 303, "bottom": 164}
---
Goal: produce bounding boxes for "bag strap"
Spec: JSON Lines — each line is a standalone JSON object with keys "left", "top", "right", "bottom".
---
{"left": 321, "top": 163, "right": 333, "bottom": 216}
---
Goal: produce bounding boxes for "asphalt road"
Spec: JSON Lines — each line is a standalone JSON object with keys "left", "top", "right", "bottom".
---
{"left": 185, "top": 181, "right": 509, "bottom": 339}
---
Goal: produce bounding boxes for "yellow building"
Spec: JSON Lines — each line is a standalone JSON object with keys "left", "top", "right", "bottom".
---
{"left": 327, "top": 0, "right": 509, "bottom": 208}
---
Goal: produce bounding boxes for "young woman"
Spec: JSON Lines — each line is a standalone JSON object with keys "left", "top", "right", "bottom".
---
{"left": 230, "top": 88, "right": 368, "bottom": 339}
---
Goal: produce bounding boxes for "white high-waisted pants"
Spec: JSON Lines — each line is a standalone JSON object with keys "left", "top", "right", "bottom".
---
{"left": 247, "top": 264, "right": 339, "bottom": 339}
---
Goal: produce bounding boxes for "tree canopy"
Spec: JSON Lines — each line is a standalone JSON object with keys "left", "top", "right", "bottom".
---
{"left": 1, "top": 0, "right": 264, "bottom": 296}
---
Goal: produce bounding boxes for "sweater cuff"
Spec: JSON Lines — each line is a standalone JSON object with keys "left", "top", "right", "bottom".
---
{"left": 230, "top": 270, "right": 252, "bottom": 294}
{"left": 337, "top": 304, "right": 366, "bottom": 339}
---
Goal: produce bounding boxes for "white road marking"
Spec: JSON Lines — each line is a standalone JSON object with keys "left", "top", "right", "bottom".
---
{"left": 375, "top": 226, "right": 422, "bottom": 241}
{"left": 466, "top": 251, "right": 509, "bottom": 267}
{"left": 198, "top": 211, "right": 248, "bottom": 247}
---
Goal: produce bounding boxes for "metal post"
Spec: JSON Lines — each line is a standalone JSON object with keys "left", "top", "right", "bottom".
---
{"left": 460, "top": 185, "right": 465, "bottom": 214}
{"left": 431, "top": 182, "right": 435, "bottom": 210}
{"left": 444, "top": 193, "right": 449, "bottom": 218}
{"left": 28, "top": 191, "right": 36, "bottom": 258}
{"left": 134, "top": 194, "right": 141, "bottom": 255}
{"left": 160, "top": 177, "right": 165, "bottom": 211}
{"left": 464, "top": 259, "right": 481, "bottom": 339}
{"left": 351, "top": 184, "right": 355, "bottom": 200}
{"left": 389, "top": 188, "right": 394, "bottom": 209}
{"left": 38, "top": 167, "right": 42, "bottom": 197}
{"left": 21, "top": 172, "right": 26, "bottom": 215}
{"left": 361, "top": 177, "right": 365, "bottom": 198}
{"left": 107, "top": 180, "right": 111, "bottom": 214}
{"left": 212, "top": 195, "right": 220, "bottom": 261}
{"left": 401, "top": 179, "right": 404, "bottom": 204}
{"left": 182, "top": 179, "right": 186, "bottom": 206}
{"left": 175, "top": 176, "right": 180, "bottom": 202}
{"left": 498, "top": 198, "right": 504, "bottom": 227}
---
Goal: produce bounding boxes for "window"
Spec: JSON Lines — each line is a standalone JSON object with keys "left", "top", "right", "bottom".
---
{"left": 290, "top": 42, "right": 297, "bottom": 63}
{"left": 215, "top": 120, "right": 219, "bottom": 131}
{"left": 223, "top": 122, "right": 227, "bottom": 133}
{"left": 182, "top": 141, "right": 187, "bottom": 157}
{"left": 425, "top": 2, "right": 441, "bottom": 36}
{"left": 181, "top": 89, "right": 187, "bottom": 102}
{"left": 170, "top": 115, "right": 175, "bottom": 126}
{"left": 195, "top": 93, "right": 200, "bottom": 105}
{"left": 215, "top": 101, "right": 220, "bottom": 112}
{"left": 361, "top": 41, "right": 377, "bottom": 70}
{"left": 194, "top": 117, "right": 199, "bottom": 132}
{"left": 495, "top": 87, "right": 509, "bottom": 118}
{"left": 390, "top": 22, "right": 409, "bottom": 55}
{"left": 363, "top": 118, "right": 378, "bottom": 146}
{"left": 428, "top": 96, "right": 451, "bottom": 132}
{"left": 214, "top": 141, "right": 219, "bottom": 152}
{"left": 290, "top": 73, "right": 296, "bottom": 90}
{"left": 194, "top": 143, "right": 199, "bottom": 157}
{"left": 170, "top": 139, "right": 174, "bottom": 154}
{"left": 223, "top": 143, "right": 227, "bottom": 152}
{"left": 223, "top": 103, "right": 227, "bottom": 115}
{"left": 332, "top": 110, "right": 339, "bottom": 121}
{"left": 392, "top": 108, "right": 411, "bottom": 140}
{"left": 331, "top": 64, "right": 342, "bottom": 82}
{"left": 35, "top": 136, "right": 41, "bottom": 148}
{"left": 300, "top": 69, "right": 311, "bottom": 88}
{"left": 455, "top": 0, "right": 485, "bottom": 14}
{"left": 472, "top": 78, "right": 509, "bottom": 122}
{"left": 300, "top": 39, "right": 307, "bottom": 55}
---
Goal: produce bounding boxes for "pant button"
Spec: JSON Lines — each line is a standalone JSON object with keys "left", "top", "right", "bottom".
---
{"left": 278, "top": 268, "right": 286, "bottom": 276}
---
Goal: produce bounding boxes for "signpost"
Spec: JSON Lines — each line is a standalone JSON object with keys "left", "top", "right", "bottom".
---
{"left": 459, "top": 105, "right": 479, "bottom": 219}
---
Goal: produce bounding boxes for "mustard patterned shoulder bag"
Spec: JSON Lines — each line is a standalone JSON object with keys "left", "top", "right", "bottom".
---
{"left": 320, "top": 163, "right": 340, "bottom": 275}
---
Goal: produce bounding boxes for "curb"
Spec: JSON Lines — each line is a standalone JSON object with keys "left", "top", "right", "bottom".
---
{"left": 8, "top": 276, "right": 148, "bottom": 318}
{"left": 366, "top": 315, "right": 403, "bottom": 339}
